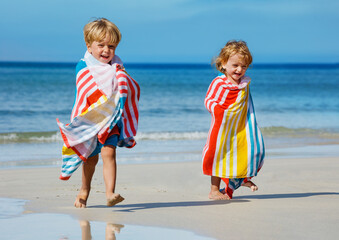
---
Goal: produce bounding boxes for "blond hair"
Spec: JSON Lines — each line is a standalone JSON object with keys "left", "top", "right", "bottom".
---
{"left": 215, "top": 40, "right": 252, "bottom": 73}
{"left": 83, "top": 18, "right": 121, "bottom": 46}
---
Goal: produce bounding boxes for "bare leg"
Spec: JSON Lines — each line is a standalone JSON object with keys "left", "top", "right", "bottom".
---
{"left": 209, "top": 176, "right": 230, "bottom": 200}
{"left": 101, "top": 145, "right": 124, "bottom": 206}
{"left": 74, "top": 155, "right": 98, "bottom": 208}
{"left": 242, "top": 180, "right": 258, "bottom": 192}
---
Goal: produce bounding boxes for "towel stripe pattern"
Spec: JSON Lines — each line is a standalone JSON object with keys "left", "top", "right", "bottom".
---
{"left": 57, "top": 55, "right": 139, "bottom": 180}
{"left": 202, "top": 75, "right": 264, "bottom": 196}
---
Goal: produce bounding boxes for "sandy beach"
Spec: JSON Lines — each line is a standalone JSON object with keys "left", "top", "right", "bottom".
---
{"left": 1, "top": 155, "right": 339, "bottom": 239}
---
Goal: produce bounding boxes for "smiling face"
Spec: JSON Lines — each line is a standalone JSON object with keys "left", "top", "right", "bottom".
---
{"left": 87, "top": 34, "right": 116, "bottom": 64}
{"left": 222, "top": 53, "right": 248, "bottom": 85}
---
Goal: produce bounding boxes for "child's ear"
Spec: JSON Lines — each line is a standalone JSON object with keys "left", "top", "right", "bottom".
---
{"left": 86, "top": 44, "right": 92, "bottom": 54}
{"left": 221, "top": 60, "right": 227, "bottom": 69}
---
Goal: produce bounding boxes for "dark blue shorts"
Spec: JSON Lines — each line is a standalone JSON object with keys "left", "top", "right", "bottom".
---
{"left": 89, "top": 134, "right": 119, "bottom": 158}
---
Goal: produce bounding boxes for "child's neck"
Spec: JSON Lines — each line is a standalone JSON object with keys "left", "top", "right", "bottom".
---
{"left": 225, "top": 75, "right": 241, "bottom": 85}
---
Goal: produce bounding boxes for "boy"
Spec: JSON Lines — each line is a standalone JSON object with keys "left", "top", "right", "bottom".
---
{"left": 57, "top": 18, "right": 140, "bottom": 208}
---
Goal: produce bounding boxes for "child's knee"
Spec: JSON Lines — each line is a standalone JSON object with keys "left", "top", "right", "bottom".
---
{"left": 101, "top": 146, "right": 116, "bottom": 161}
{"left": 86, "top": 155, "right": 99, "bottom": 166}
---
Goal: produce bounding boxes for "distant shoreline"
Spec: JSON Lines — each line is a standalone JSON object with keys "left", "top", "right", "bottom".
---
{"left": 0, "top": 61, "right": 338, "bottom": 69}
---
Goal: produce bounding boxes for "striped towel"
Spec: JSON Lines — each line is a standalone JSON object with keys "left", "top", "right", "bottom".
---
{"left": 202, "top": 74, "right": 265, "bottom": 196}
{"left": 56, "top": 51, "right": 140, "bottom": 180}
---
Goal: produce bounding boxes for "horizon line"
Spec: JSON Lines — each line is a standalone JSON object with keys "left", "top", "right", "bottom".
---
{"left": 0, "top": 61, "right": 338, "bottom": 68}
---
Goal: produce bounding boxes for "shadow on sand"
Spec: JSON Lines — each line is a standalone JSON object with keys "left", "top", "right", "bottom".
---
{"left": 88, "top": 199, "right": 248, "bottom": 212}
{"left": 235, "top": 191, "right": 339, "bottom": 200}
{"left": 88, "top": 192, "right": 339, "bottom": 212}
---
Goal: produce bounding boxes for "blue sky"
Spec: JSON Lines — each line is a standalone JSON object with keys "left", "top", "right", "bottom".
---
{"left": 0, "top": 0, "right": 338, "bottom": 63}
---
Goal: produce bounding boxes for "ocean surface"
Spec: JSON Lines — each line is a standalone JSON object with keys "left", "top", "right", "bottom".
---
{"left": 1, "top": 61, "right": 339, "bottom": 168}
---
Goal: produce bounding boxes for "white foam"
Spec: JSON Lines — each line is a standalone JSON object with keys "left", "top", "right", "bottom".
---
{"left": 135, "top": 131, "right": 208, "bottom": 141}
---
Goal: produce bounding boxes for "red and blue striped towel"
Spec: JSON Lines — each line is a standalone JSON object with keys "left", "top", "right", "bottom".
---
{"left": 56, "top": 52, "right": 140, "bottom": 180}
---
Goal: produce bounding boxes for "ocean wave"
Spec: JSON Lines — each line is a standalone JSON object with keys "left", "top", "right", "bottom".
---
{"left": 0, "top": 131, "right": 62, "bottom": 144}
{"left": 261, "top": 126, "right": 339, "bottom": 138}
{"left": 135, "top": 131, "right": 208, "bottom": 141}
{"left": 0, "top": 131, "right": 208, "bottom": 144}
{"left": 1, "top": 127, "right": 339, "bottom": 144}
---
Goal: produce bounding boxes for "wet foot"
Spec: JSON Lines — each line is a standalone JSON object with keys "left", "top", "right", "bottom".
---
{"left": 242, "top": 181, "right": 258, "bottom": 192}
{"left": 107, "top": 193, "right": 125, "bottom": 207}
{"left": 209, "top": 190, "right": 230, "bottom": 200}
{"left": 74, "top": 189, "right": 89, "bottom": 208}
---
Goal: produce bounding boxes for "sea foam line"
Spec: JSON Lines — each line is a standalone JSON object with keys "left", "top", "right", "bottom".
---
{"left": 135, "top": 131, "right": 208, "bottom": 141}
{"left": 0, "top": 131, "right": 209, "bottom": 144}
{"left": 0, "top": 132, "right": 62, "bottom": 144}
{"left": 1, "top": 127, "right": 339, "bottom": 144}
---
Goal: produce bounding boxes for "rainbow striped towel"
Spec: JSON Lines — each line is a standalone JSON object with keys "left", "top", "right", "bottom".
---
{"left": 202, "top": 75, "right": 264, "bottom": 180}
{"left": 56, "top": 52, "right": 140, "bottom": 180}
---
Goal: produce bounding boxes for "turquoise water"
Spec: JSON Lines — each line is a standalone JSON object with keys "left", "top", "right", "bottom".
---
{"left": 0, "top": 62, "right": 339, "bottom": 166}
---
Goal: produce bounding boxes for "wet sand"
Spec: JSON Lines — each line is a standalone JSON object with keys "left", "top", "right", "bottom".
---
{"left": 1, "top": 156, "right": 339, "bottom": 239}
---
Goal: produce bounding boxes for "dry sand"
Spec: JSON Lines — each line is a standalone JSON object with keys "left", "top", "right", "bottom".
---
{"left": 1, "top": 156, "right": 339, "bottom": 239}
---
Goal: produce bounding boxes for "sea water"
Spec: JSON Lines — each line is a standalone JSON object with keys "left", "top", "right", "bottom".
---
{"left": 0, "top": 62, "right": 339, "bottom": 167}
{"left": 0, "top": 198, "right": 215, "bottom": 240}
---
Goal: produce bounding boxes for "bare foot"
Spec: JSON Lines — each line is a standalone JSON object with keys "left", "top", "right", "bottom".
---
{"left": 209, "top": 190, "right": 230, "bottom": 200}
{"left": 74, "top": 189, "right": 89, "bottom": 208}
{"left": 242, "top": 181, "right": 258, "bottom": 192}
{"left": 107, "top": 193, "right": 125, "bottom": 207}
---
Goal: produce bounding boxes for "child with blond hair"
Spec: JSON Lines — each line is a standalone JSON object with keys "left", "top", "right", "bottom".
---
{"left": 57, "top": 18, "right": 140, "bottom": 208}
{"left": 202, "top": 40, "right": 265, "bottom": 200}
